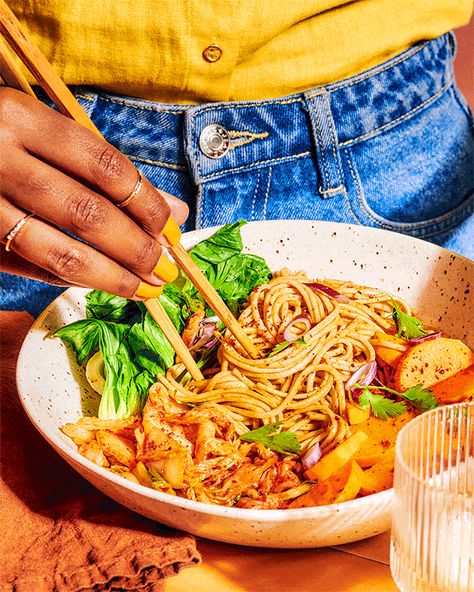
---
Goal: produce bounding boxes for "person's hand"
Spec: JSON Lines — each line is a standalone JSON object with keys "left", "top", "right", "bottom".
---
{"left": 0, "top": 88, "right": 189, "bottom": 299}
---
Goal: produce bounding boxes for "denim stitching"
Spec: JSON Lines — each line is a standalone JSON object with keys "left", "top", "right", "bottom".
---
{"left": 263, "top": 167, "right": 272, "bottom": 219}
{"left": 195, "top": 182, "right": 205, "bottom": 229}
{"left": 201, "top": 151, "right": 311, "bottom": 182}
{"left": 189, "top": 112, "right": 203, "bottom": 179}
{"left": 96, "top": 94, "right": 185, "bottom": 114}
{"left": 193, "top": 97, "right": 302, "bottom": 116}
{"left": 320, "top": 184, "right": 345, "bottom": 197}
{"left": 344, "top": 150, "right": 375, "bottom": 226}
{"left": 251, "top": 169, "right": 262, "bottom": 220}
{"left": 311, "top": 100, "right": 330, "bottom": 191}
{"left": 344, "top": 150, "right": 474, "bottom": 234}
{"left": 75, "top": 93, "right": 94, "bottom": 102}
{"left": 228, "top": 131, "right": 269, "bottom": 139}
{"left": 228, "top": 130, "right": 269, "bottom": 149}
{"left": 125, "top": 154, "right": 186, "bottom": 170}
{"left": 325, "top": 92, "right": 344, "bottom": 191}
{"left": 251, "top": 168, "right": 261, "bottom": 221}
{"left": 340, "top": 79, "right": 453, "bottom": 147}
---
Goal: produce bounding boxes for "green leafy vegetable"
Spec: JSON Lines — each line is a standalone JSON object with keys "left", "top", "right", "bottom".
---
{"left": 55, "top": 319, "right": 148, "bottom": 419}
{"left": 391, "top": 300, "right": 426, "bottom": 339}
{"left": 86, "top": 290, "right": 141, "bottom": 324}
{"left": 268, "top": 338, "right": 306, "bottom": 357}
{"left": 355, "top": 382, "right": 437, "bottom": 420}
{"left": 182, "top": 220, "right": 272, "bottom": 316}
{"left": 240, "top": 422, "right": 302, "bottom": 454}
{"left": 54, "top": 221, "right": 272, "bottom": 420}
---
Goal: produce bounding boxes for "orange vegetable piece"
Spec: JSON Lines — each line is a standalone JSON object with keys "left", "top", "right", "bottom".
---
{"left": 359, "top": 461, "right": 394, "bottom": 496}
{"left": 430, "top": 364, "right": 474, "bottom": 404}
{"left": 371, "top": 331, "right": 407, "bottom": 368}
{"left": 394, "top": 338, "right": 474, "bottom": 391}
{"left": 346, "top": 402, "right": 370, "bottom": 425}
{"left": 290, "top": 460, "right": 363, "bottom": 507}
{"left": 304, "top": 431, "right": 367, "bottom": 482}
{"left": 352, "top": 411, "right": 415, "bottom": 468}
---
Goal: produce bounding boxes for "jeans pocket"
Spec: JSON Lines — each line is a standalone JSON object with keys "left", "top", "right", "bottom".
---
{"left": 341, "top": 84, "right": 474, "bottom": 240}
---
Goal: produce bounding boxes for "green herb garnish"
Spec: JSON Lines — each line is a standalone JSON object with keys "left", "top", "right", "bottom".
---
{"left": 391, "top": 300, "right": 426, "bottom": 339}
{"left": 355, "top": 383, "right": 437, "bottom": 420}
{"left": 240, "top": 422, "right": 302, "bottom": 454}
{"left": 358, "top": 389, "right": 407, "bottom": 420}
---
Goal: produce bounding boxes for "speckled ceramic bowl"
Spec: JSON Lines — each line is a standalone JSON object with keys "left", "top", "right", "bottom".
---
{"left": 16, "top": 221, "right": 474, "bottom": 548}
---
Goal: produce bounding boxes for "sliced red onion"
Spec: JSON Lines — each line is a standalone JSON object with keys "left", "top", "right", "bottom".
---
{"left": 345, "top": 360, "right": 378, "bottom": 390}
{"left": 409, "top": 332, "right": 442, "bottom": 344}
{"left": 204, "top": 336, "right": 219, "bottom": 349}
{"left": 301, "top": 442, "right": 322, "bottom": 470}
{"left": 283, "top": 313, "right": 312, "bottom": 342}
{"left": 189, "top": 322, "right": 216, "bottom": 351}
{"left": 307, "top": 283, "right": 350, "bottom": 304}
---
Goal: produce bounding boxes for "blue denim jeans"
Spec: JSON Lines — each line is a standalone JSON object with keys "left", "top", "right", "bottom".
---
{"left": 2, "top": 33, "right": 473, "bottom": 316}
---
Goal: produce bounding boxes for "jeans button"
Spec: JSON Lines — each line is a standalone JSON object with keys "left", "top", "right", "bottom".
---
{"left": 199, "top": 124, "right": 230, "bottom": 158}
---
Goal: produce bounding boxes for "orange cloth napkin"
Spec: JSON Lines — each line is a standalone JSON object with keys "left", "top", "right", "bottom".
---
{"left": 0, "top": 312, "right": 201, "bottom": 592}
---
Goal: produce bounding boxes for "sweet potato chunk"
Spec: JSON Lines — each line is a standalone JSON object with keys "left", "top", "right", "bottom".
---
{"left": 371, "top": 331, "right": 408, "bottom": 368}
{"left": 359, "top": 461, "right": 394, "bottom": 496}
{"left": 394, "top": 338, "right": 474, "bottom": 391}
{"left": 352, "top": 412, "right": 414, "bottom": 468}
{"left": 304, "top": 431, "right": 367, "bottom": 482}
{"left": 430, "top": 364, "right": 474, "bottom": 404}
{"left": 290, "top": 461, "right": 363, "bottom": 507}
{"left": 346, "top": 402, "right": 370, "bottom": 425}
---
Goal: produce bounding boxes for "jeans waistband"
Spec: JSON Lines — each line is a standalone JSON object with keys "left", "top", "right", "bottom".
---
{"left": 75, "top": 33, "right": 456, "bottom": 184}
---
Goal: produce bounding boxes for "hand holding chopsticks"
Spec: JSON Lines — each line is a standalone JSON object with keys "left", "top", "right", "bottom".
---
{"left": 0, "top": 0, "right": 258, "bottom": 381}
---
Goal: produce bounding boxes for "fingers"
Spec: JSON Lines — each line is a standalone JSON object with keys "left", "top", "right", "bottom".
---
{"left": 0, "top": 88, "right": 189, "bottom": 241}
{"left": 0, "top": 197, "right": 164, "bottom": 299}
{"left": 1, "top": 248, "right": 76, "bottom": 287}
{"left": 1, "top": 147, "right": 179, "bottom": 286}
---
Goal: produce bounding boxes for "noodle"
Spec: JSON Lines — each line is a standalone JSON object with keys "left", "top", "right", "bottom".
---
{"left": 157, "top": 272, "right": 408, "bottom": 454}
{"left": 65, "top": 270, "right": 439, "bottom": 508}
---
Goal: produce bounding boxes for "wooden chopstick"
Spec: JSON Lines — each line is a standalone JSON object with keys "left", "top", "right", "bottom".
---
{"left": 0, "top": 0, "right": 259, "bottom": 362}
{"left": 0, "top": 3, "right": 205, "bottom": 381}
{"left": 0, "top": 34, "right": 35, "bottom": 96}
{"left": 144, "top": 299, "right": 204, "bottom": 381}
{"left": 0, "top": 1, "right": 99, "bottom": 134}
{"left": 170, "top": 243, "right": 260, "bottom": 357}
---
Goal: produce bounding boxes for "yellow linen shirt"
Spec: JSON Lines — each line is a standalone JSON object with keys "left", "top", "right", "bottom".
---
{"left": 9, "top": 0, "right": 473, "bottom": 103}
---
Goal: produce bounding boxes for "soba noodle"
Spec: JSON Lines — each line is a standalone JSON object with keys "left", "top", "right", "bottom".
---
{"left": 156, "top": 271, "right": 408, "bottom": 454}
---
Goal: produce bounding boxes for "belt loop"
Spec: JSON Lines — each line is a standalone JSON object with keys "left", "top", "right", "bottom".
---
{"left": 304, "top": 89, "right": 345, "bottom": 199}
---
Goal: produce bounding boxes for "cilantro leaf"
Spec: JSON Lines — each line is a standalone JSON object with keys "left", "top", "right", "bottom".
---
{"left": 398, "top": 384, "right": 437, "bottom": 412}
{"left": 240, "top": 422, "right": 302, "bottom": 454}
{"left": 354, "top": 382, "right": 437, "bottom": 420}
{"left": 391, "top": 300, "right": 426, "bottom": 339}
{"left": 268, "top": 338, "right": 306, "bottom": 357}
{"left": 358, "top": 388, "right": 407, "bottom": 420}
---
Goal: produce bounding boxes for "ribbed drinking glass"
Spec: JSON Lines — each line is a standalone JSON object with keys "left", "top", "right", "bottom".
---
{"left": 390, "top": 402, "right": 474, "bottom": 592}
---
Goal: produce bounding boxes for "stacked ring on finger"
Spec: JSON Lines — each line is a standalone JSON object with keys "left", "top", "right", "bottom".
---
{"left": 4, "top": 212, "right": 35, "bottom": 251}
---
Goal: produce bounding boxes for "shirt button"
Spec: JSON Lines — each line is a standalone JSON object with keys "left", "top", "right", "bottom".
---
{"left": 202, "top": 45, "right": 222, "bottom": 63}
{"left": 199, "top": 124, "right": 230, "bottom": 158}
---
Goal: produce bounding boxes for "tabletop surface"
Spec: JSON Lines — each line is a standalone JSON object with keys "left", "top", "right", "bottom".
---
{"left": 1, "top": 310, "right": 398, "bottom": 592}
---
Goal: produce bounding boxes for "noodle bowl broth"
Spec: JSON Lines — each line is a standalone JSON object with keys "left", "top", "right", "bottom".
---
{"left": 16, "top": 221, "right": 474, "bottom": 547}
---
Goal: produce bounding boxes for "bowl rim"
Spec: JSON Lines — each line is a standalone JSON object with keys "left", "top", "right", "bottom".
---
{"left": 17, "top": 219, "right": 471, "bottom": 521}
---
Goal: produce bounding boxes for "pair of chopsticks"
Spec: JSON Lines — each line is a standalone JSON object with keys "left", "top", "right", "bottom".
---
{"left": 0, "top": 0, "right": 259, "bottom": 381}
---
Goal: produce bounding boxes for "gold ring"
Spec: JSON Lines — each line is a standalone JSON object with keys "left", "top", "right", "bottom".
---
{"left": 4, "top": 213, "right": 35, "bottom": 252}
{"left": 118, "top": 169, "right": 143, "bottom": 209}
